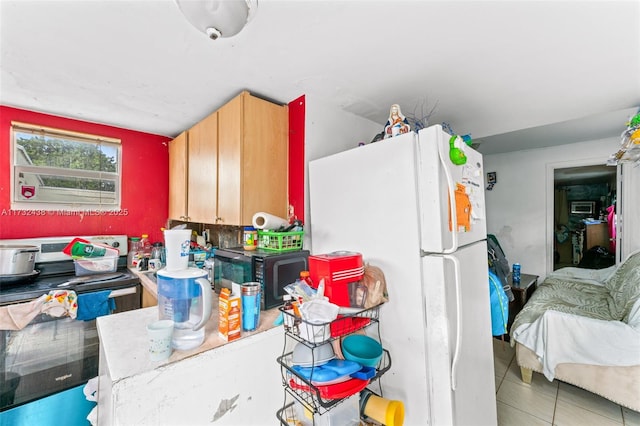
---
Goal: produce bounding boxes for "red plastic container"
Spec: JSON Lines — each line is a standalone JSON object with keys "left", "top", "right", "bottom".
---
{"left": 309, "top": 252, "right": 364, "bottom": 307}
{"left": 289, "top": 377, "right": 369, "bottom": 400}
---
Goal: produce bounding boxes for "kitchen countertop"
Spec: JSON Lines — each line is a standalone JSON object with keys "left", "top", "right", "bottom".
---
{"left": 96, "top": 281, "right": 283, "bottom": 425}
{"left": 131, "top": 267, "right": 159, "bottom": 298}
{"left": 99, "top": 269, "right": 281, "bottom": 382}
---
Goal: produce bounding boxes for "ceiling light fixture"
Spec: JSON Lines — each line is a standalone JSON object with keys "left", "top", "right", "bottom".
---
{"left": 175, "top": 0, "right": 258, "bottom": 41}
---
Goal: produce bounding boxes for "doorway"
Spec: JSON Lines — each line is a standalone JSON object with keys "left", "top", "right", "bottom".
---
{"left": 550, "top": 164, "right": 617, "bottom": 271}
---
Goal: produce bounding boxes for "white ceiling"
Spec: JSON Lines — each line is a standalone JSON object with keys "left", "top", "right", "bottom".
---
{"left": 1, "top": 0, "right": 639, "bottom": 155}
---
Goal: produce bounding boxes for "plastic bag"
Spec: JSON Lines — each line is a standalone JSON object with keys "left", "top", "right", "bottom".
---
{"left": 362, "top": 264, "right": 389, "bottom": 308}
{"left": 283, "top": 279, "right": 317, "bottom": 302}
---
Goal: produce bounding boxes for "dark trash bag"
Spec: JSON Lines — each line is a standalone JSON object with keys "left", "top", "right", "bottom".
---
{"left": 578, "top": 246, "right": 616, "bottom": 269}
{"left": 487, "top": 235, "right": 514, "bottom": 302}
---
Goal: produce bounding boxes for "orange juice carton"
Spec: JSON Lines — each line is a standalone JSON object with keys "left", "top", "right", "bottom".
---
{"left": 219, "top": 285, "right": 241, "bottom": 342}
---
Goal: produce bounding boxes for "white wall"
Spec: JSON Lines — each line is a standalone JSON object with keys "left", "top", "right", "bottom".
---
{"left": 619, "top": 161, "right": 640, "bottom": 261}
{"left": 303, "top": 95, "right": 381, "bottom": 247}
{"left": 484, "top": 136, "right": 621, "bottom": 280}
{"left": 305, "top": 95, "right": 382, "bottom": 161}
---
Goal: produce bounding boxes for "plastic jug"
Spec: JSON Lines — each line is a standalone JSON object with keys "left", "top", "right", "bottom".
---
{"left": 164, "top": 229, "right": 192, "bottom": 271}
{"left": 157, "top": 268, "right": 213, "bottom": 350}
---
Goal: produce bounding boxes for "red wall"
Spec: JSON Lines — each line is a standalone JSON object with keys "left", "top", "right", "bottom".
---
{"left": 288, "top": 95, "right": 305, "bottom": 223}
{"left": 0, "top": 106, "right": 170, "bottom": 244}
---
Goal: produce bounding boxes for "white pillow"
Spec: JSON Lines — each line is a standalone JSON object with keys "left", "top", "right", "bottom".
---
{"left": 547, "top": 265, "right": 616, "bottom": 284}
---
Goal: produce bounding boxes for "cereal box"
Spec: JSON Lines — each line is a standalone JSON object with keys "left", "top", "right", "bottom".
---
{"left": 218, "top": 287, "right": 241, "bottom": 341}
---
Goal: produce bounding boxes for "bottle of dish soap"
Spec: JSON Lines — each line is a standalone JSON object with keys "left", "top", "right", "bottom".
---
{"left": 71, "top": 242, "right": 107, "bottom": 258}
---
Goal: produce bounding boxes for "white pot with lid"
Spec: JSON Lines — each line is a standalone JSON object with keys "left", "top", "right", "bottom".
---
{"left": 0, "top": 245, "right": 39, "bottom": 275}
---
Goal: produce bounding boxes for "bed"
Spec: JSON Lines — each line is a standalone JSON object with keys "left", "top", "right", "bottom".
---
{"left": 510, "top": 251, "right": 640, "bottom": 411}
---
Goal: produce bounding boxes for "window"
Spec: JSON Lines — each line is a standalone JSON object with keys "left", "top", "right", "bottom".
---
{"left": 11, "top": 122, "right": 121, "bottom": 210}
{"left": 570, "top": 200, "right": 596, "bottom": 215}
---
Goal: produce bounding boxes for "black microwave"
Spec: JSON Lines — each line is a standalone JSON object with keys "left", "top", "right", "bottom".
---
{"left": 213, "top": 247, "right": 310, "bottom": 310}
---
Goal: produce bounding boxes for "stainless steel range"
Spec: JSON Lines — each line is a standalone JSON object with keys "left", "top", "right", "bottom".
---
{"left": 0, "top": 235, "right": 141, "bottom": 420}
{"left": 0, "top": 235, "right": 139, "bottom": 305}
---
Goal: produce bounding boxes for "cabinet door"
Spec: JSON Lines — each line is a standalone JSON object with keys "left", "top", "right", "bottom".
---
{"left": 242, "top": 93, "right": 289, "bottom": 224}
{"left": 141, "top": 286, "right": 158, "bottom": 308}
{"left": 168, "top": 131, "right": 188, "bottom": 221}
{"left": 585, "top": 223, "right": 609, "bottom": 250}
{"left": 187, "top": 111, "right": 218, "bottom": 224}
{"left": 217, "top": 93, "right": 243, "bottom": 225}
{"left": 218, "top": 91, "right": 289, "bottom": 226}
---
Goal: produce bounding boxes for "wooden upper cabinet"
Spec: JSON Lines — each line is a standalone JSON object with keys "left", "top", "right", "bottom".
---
{"left": 168, "top": 91, "right": 288, "bottom": 226}
{"left": 187, "top": 111, "right": 218, "bottom": 223}
{"left": 218, "top": 91, "right": 288, "bottom": 225}
{"left": 168, "top": 131, "right": 188, "bottom": 221}
{"left": 217, "top": 94, "right": 243, "bottom": 224}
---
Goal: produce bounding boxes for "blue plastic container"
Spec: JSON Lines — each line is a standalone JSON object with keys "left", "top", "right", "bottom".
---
{"left": 241, "top": 282, "right": 260, "bottom": 331}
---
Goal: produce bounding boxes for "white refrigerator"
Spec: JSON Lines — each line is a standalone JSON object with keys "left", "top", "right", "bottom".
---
{"left": 308, "top": 125, "right": 497, "bottom": 425}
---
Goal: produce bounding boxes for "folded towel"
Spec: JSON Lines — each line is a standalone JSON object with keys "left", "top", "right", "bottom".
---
{"left": 77, "top": 290, "right": 115, "bottom": 321}
{"left": 0, "top": 294, "right": 47, "bottom": 330}
{"left": 42, "top": 290, "right": 78, "bottom": 319}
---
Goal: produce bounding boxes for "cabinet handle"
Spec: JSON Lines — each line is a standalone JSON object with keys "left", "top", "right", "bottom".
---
{"left": 437, "top": 139, "right": 459, "bottom": 254}
{"left": 109, "top": 287, "right": 137, "bottom": 298}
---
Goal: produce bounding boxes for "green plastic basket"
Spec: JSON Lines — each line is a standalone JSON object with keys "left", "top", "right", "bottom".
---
{"left": 257, "top": 230, "right": 304, "bottom": 252}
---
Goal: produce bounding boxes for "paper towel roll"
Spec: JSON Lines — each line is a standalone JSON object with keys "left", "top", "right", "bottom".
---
{"left": 252, "top": 212, "right": 289, "bottom": 230}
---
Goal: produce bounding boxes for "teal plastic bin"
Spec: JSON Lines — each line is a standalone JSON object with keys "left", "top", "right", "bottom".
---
{"left": 0, "top": 384, "right": 96, "bottom": 426}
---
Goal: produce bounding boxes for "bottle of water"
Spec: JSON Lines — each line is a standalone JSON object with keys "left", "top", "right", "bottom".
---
{"left": 512, "top": 263, "right": 521, "bottom": 285}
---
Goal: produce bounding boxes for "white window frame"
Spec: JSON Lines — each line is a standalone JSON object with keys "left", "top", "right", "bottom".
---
{"left": 11, "top": 121, "right": 122, "bottom": 211}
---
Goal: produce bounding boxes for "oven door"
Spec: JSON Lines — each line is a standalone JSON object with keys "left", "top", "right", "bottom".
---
{"left": 0, "top": 285, "right": 140, "bottom": 413}
{"left": 258, "top": 252, "right": 309, "bottom": 310}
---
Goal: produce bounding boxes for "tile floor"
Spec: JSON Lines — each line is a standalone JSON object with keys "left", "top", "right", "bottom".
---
{"left": 493, "top": 339, "right": 640, "bottom": 425}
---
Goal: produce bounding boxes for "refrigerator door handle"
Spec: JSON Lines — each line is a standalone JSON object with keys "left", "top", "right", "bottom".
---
{"left": 438, "top": 137, "right": 459, "bottom": 254}
{"left": 443, "top": 253, "right": 462, "bottom": 390}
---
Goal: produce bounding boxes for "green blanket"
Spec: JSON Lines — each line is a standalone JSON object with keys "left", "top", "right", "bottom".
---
{"left": 511, "top": 277, "right": 613, "bottom": 336}
{"left": 511, "top": 252, "right": 640, "bottom": 338}
{"left": 604, "top": 251, "right": 640, "bottom": 323}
